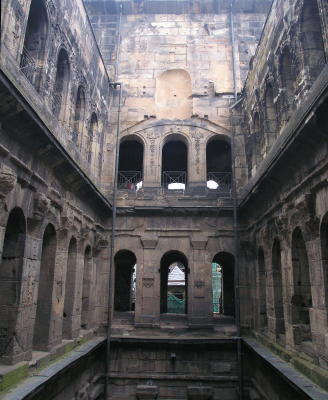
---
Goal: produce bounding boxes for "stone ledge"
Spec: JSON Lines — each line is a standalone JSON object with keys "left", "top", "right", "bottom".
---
{"left": 244, "top": 336, "right": 328, "bottom": 398}
{"left": 0, "top": 330, "right": 102, "bottom": 397}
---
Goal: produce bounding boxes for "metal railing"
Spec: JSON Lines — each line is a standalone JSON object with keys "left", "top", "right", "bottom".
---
{"left": 118, "top": 171, "right": 142, "bottom": 190}
{"left": 20, "top": 47, "right": 36, "bottom": 83}
{"left": 162, "top": 171, "right": 187, "bottom": 190}
{"left": 207, "top": 172, "right": 232, "bottom": 193}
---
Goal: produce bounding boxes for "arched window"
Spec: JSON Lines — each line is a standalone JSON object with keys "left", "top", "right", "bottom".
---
{"left": 81, "top": 246, "right": 93, "bottom": 329}
{"left": 280, "top": 48, "right": 296, "bottom": 110}
{"left": 87, "top": 112, "right": 98, "bottom": 164}
{"left": 206, "top": 136, "right": 232, "bottom": 192}
{"left": 258, "top": 247, "right": 267, "bottom": 329}
{"left": 73, "top": 86, "right": 86, "bottom": 146}
{"left": 118, "top": 135, "right": 144, "bottom": 190}
{"left": 33, "top": 224, "right": 56, "bottom": 350}
{"left": 320, "top": 213, "right": 328, "bottom": 314}
{"left": 264, "top": 84, "right": 278, "bottom": 151}
{"left": 63, "top": 237, "right": 77, "bottom": 339}
{"left": 0, "top": 208, "right": 26, "bottom": 360}
{"left": 52, "top": 49, "right": 70, "bottom": 119}
{"left": 20, "top": 0, "right": 48, "bottom": 89}
{"left": 212, "top": 252, "right": 235, "bottom": 316}
{"left": 162, "top": 134, "right": 188, "bottom": 190}
{"left": 160, "top": 251, "right": 188, "bottom": 314}
{"left": 301, "top": 0, "right": 326, "bottom": 77}
{"left": 291, "top": 228, "right": 312, "bottom": 346}
{"left": 114, "top": 250, "right": 137, "bottom": 312}
{"left": 272, "top": 239, "right": 286, "bottom": 340}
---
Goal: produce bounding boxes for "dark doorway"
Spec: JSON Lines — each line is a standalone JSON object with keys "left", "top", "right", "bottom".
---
{"left": 118, "top": 136, "right": 144, "bottom": 190}
{"left": 160, "top": 251, "right": 188, "bottom": 314}
{"left": 162, "top": 135, "right": 188, "bottom": 190}
{"left": 33, "top": 224, "right": 56, "bottom": 350}
{"left": 0, "top": 208, "right": 26, "bottom": 358}
{"left": 114, "top": 250, "right": 137, "bottom": 312}
{"left": 212, "top": 252, "right": 235, "bottom": 316}
{"left": 206, "top": 137, "right": 231, "bottom": 192}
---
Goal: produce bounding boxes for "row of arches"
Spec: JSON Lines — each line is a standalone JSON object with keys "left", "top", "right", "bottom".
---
{"left": 118, "top": 134, "right": 232, "bottom": 191}
{"left": 247, "top": 0, "right": 326, "bottom": 178}
{"left": 20, "top": 0, "right": 103, "bottom": 173}
{"left": 114, "top": 250, "right": 235, "bottom": 316}
{"left": 0, "top": 208, "right": 95, "bottom": 360}
{"left": 257, "top": 217, "right": 328, "bottom": 348}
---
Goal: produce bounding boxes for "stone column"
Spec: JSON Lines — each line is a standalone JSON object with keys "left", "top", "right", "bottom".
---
{"left": 135, "top": 236, "right": 159, "bottom": 327}
{"left": 188, "top": 236, "right": 212, "bottom": 327}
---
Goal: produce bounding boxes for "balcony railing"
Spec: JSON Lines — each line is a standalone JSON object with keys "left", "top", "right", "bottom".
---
{"left": 207, "top": 172, "right": 231, "bottom": 193}
{"left": 162, "top": 171, "right": 186, "bottom": 190}
{"left": 20, "top": 47, "right": 37, "bottom": 83}
{"left": 118, "top": 171, "right": 143, "bottom": 190}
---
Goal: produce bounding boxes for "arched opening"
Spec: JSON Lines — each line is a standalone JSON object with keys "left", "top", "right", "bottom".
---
{"left": 301, "top": 0, "right": 326, "bottom": 77}
{"left": 73, "top": 86, "right": 86, "bottom": 146}
{"left": 264, "top": 84, "right": 278, "bottom": 151}
{"left": 206, "top": 136, "right": 232, "bottom": 192}
{"left": 20, "top": 0, "right": 48, "bottom": 89}
{"left": 33, "top": 224, "right": 56, "bottom": 350}
{"left": 280, "top": 48, "right": 296, "bottom": 109}
{"left": 212, "top": 252, "right": 235, "bottom": 316}
{"left": 118, "top": 136, "right": 144, "bottom": 190}
{"left": 162, "top": 135, "right": 188, "bottom": 190}
{"left": 248, "top": 112, "right": 260, "bottom": 177}
{"left": 114, "top": 250, "right": 137, "bottom": 312}
{"left": 155, "top": 69, "right": 192, "bottom": 119}
{"left": 272, "top": 239, "right": 286, "bottom": 339}
{"left": 81, "top": 246, "right": 93, "bottom": 329}
{"left": 258, "top": 247, "right": 267, "bottom": 329}
{"left": 160, "top": 251, "right": 188, "bottom": 314}
{"left": 291, "top": 228, "right": 312, "bottom": 345}
{"left": 321, "top": 213, "right": 328, "bottom": 314}
{"left": 87, "top": 112, "right": 98, "bottom": 164}
{"left": 63, "top": 237, "right": 77, "bottom": 339}
{"left": 52, "top": 48, "right": 70, "bottom": 119}
{"left": 0, "top": 208, "right": 26, "bottom": 359}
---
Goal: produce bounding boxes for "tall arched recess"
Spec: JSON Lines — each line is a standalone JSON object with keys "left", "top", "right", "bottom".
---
{"left": 291, "top": 228, "right": 312, "bottom": 347}
{"left": 300, "top": 0, "right": 326, "bottom": 78}
{"left": 52, "top": 48, "right": 70, "bottom": 119}
{"left": 206, "top": 136, "right": 232, "bottom": 193}
{"left": 114, "top": 250, "right": 137, "bottom": 312}
{"left": 272, "top": 239, "right": 286, "bottom": 340}
{"left": 160, "top": 251, "right": 188, "bottom": 314}
{"left": 212, "top": 252, "right": 235, "bottom": 317}
{"left": 20, "top": 0, "right": 48, "bottom": 89}
{"left": 118, "top": 135, "right": 144, "bottom": 190}
{"left": 162, "top": 134, "right": 188, "bottom": 190}
{"left": 0, "top": 208, "right": 26, "bottom": 360}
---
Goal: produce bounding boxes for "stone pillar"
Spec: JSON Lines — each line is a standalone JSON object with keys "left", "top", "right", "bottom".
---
{"left": 135, "top": 236, "right": 159, "bottom": 327}
{"left": 188, "top": 236, "right": 212, "bottom": 327}
{"left": 188, "top": 130, "right": 207, "bottom": 190}
{"left": 143, "top": 130, "right": 161, "bottom": 189}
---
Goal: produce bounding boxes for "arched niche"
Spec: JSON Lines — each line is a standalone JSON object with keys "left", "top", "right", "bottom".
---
{"left": 73, "top": 85, "right": 86, "bottom": 146}
{"left": 114, "top": 250, "right": 137, "bottom": 312}
{"left": 0, "top": 208, "right": 26, "bottom": 359}
{"left": 162, "top": 134, "right": 188, "bottom": 190}
{"left": 160, "top": 251, "right": 188, "bottom": 314}
{"left": 53, "top": 48, "right": 70, "bottom": 119}
{"left": 264, "top": 84, "right": 278, "bottom": 149}
{"left": 118, "top": 135, "right": 144, "bottom": 190}
{"left": 212, "top": 252, "right": 235, "bottom": 317}
{"left": 272, "top": 238, "right": 286, "bottom": 339}
{"left": 206, "top": 136, "right": 231, "bottom": 192}
{"left": 156, "top": 69, "right": 192, "bottom": 120}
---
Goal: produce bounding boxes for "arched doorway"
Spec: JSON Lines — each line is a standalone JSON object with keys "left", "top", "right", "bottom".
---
{"left": 114, "top": 250, "right": 137, "bottom": 312}
{"left": 162, "top": 134, "right": 188, "bottom": 190}
{"left": 206, "top": 136, "right": 232, "bottom": 192}
{"left": 0, "top": 208, "right": 26, "bottom": 359}
{"left": 212, "top": 252, "right": 235, "bottom": 316}
{"left": 272, "top": 238, "right": 286, "bottom": 339}
{"left": 291, "top": 228, "right": 312, "bottom": 345}
{"left": 33, "top": 224, "right": 57, "bottom": 350}
{"left": 160, "top": 251, "right": 188, "bottom": 314}
{"left": 118, "top": 136, "right": 144, "bottom": 190}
